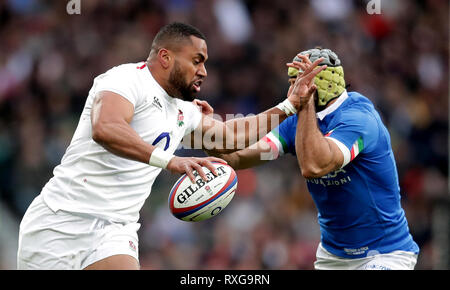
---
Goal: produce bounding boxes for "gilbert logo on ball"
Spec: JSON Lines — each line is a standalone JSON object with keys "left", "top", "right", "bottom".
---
{"left": 168, "top": 162, "right": 237, "bottom": 222}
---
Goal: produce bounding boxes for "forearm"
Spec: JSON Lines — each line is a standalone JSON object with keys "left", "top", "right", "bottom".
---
{"left": 92, "top": 120, "right": 153, "bottom": 164}
{"left": 295, "top": 100, "right": 336, "bottom": 178}
{"left": 206, "top": 140, "right": 272, "bottom": 170}
{"left": 222, "top": 106, "right": 288, "bottom": 152}
{"left": 205, "top": 150, "right": 241, "bottom": 169}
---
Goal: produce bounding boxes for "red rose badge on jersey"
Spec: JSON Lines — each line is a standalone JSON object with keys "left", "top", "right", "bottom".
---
{"left": 177, "top": 109, "right": 184, "bottom": 127}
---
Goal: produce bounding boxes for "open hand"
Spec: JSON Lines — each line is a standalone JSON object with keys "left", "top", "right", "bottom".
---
{"left": 286, "top": 54, "right": 327, "bottom": 109}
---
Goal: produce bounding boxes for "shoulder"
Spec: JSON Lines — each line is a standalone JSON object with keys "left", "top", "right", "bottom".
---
{"left": 104, "top": 63, "right": 141, "bottom": 76}
{"left": 326, "top": 92, "right": 381, "bottom": 147}
{"left": 95, "top": 62, "right": 144, "bottom": 86}
{"left": 345, "top": 91, "right": 376, "bottom": 112}
{"left": 339, "top": 92, "right": 378, "bottom": 124}
{"left": 93, "top": 63, "right": 146, "bottom": 107}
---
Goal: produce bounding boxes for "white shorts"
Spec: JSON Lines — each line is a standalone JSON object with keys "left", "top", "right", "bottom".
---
{"left": 17, "top": 195, "right": 140, "bottom": 270}
{"left": 314, "top": 243, "right": 418, "bottom": 270}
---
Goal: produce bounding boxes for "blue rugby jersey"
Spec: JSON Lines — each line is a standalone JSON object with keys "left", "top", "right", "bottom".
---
{"left": 264, "top": 91, "right": 419, "bottom": 258}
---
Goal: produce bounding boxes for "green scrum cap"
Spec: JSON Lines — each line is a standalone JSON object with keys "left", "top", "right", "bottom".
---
{"left": 288, "top": 48, "right": 345, "bottom": 107}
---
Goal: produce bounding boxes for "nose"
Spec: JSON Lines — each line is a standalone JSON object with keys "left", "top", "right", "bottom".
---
{"left": 198, "top": 64, "right": 207, "bottom": 78}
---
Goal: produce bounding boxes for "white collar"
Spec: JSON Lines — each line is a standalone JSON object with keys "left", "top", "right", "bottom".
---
{"left": 316, "top": 90, "right": 349, "bottom": 120}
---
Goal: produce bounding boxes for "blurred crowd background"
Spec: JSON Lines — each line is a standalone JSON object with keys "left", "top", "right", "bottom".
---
{"left": 0, "top": 0, "right": 448, "bottom": 269}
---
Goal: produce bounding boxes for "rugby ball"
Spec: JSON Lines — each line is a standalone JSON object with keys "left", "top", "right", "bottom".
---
{"left": 168, "top": 162, "right": 237, "bottom": 222}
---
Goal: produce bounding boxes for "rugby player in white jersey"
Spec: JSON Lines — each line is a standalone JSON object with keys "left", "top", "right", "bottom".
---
{"left": 17, "top": 22, "right": 324, "bottom": 270}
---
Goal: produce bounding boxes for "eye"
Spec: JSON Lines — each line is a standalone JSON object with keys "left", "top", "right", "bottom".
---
{"left": 193, "top": 59, "right": 201, "bottom": 65}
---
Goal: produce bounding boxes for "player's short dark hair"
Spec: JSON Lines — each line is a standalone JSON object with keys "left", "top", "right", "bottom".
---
{"left": 150, "top": 22, "right": 206, "bottom": 56}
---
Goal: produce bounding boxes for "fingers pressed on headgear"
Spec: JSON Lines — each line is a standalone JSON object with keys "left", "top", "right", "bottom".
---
{"left": 287, "top": 48, "right": 345, "bottom": 107}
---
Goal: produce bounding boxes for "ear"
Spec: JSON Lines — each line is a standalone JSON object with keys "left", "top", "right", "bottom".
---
{"left": 157, "top": 48, "right": 172, "bottom": 69}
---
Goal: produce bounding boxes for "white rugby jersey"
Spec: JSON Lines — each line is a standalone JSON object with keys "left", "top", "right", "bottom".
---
{"left": 42, "top": 62, "right": 202, "bottom": 223}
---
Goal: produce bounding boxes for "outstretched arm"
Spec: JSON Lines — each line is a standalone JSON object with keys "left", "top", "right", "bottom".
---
{"left": 206, "top": 138, "right": 274, "bottom": 170}
{"left": 191, "top": 57, "right": 327, "bottom": 155}
{"left": 194, "top": 105, "right": 289, "bottom": 154}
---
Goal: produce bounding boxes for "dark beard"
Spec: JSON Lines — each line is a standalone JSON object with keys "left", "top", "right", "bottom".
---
{"left": 168, "top": 61, "right": 195, "bottom": 101}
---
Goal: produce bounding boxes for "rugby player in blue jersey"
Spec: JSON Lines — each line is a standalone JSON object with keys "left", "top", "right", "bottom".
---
{"left": 214, "top": 48, "right": 419, "bottom": 270}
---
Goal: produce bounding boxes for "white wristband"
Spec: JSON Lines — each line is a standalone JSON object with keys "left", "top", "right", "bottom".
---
{"left": 276, "top": 99, "right": 298, "bottom": 116}
{"left": 149, "top": 147, "right": 174, "bottom": 169}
